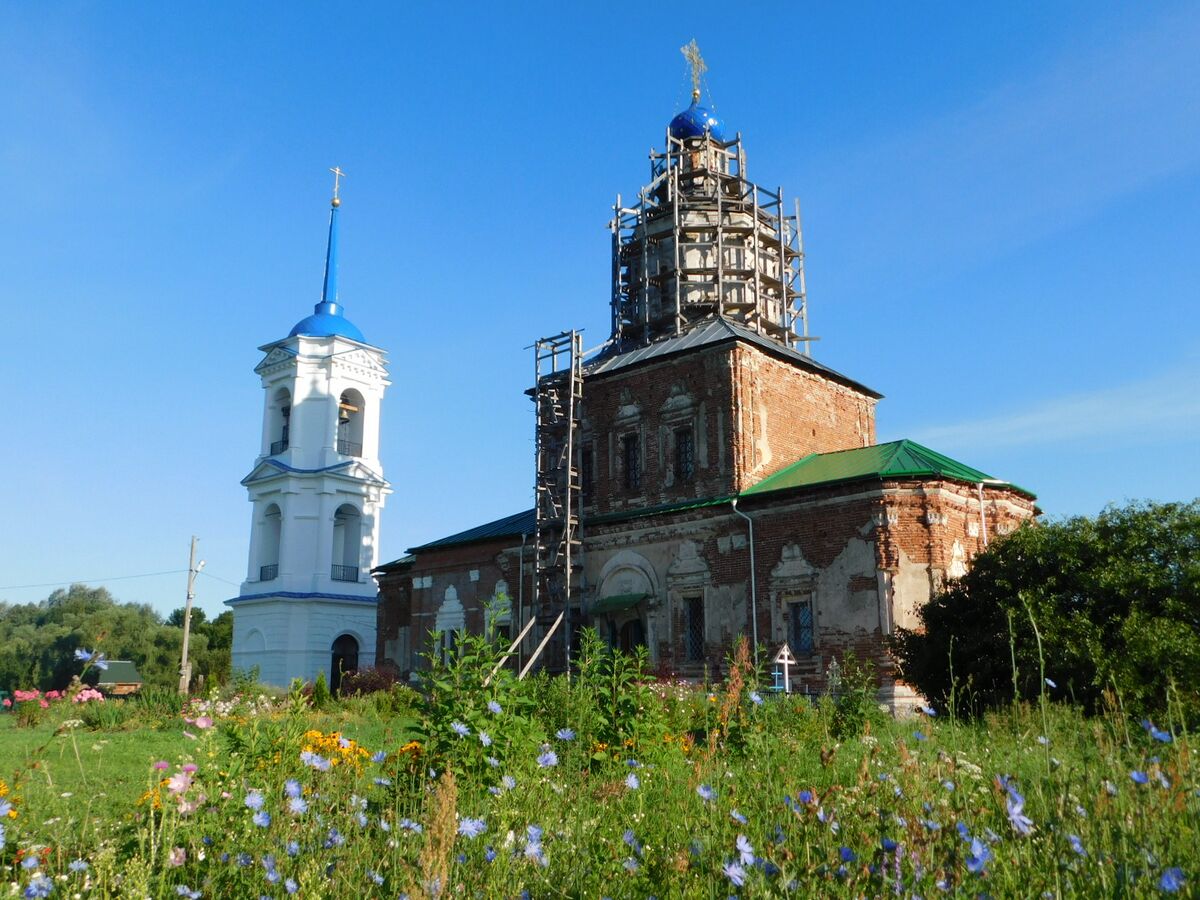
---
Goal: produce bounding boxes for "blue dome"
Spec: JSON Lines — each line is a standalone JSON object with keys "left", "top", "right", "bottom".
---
{"left": 289, "top": 301, "right": 365, "bottom": 342}
{"left": 669, "top": 101, "right": 725, "bottom": 141}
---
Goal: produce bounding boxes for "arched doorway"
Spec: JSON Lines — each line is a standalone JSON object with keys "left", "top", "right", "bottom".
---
{"left": 330, "top": 634, "right": 359, "bottom": 695}
{"left": 618, "top": 619, "right": 645, "bottom": 654}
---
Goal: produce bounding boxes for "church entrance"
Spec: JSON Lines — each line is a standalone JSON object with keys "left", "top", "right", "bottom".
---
{"left": 618, "top": 619, "right": 645, "bottom": 654}
{"left": 330, "top": 634, "right": 359, "bottom": 695}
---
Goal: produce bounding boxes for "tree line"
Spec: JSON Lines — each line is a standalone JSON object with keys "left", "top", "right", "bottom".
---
{"left": 0, "top": 584, "right": 232, "bottom": 693}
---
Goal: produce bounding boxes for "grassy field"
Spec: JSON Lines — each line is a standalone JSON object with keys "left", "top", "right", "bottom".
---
{"left": 0, "top": 641, "right": 1195, "bottom": 898}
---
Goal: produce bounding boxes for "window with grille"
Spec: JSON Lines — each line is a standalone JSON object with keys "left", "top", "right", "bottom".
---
{"left": 789, "top": 598, "right": 815, "bottom": 655}
{"left": 622, "top": 433, "right": 641, "bottom": 492}
{"left": 685, "top": 595, "right": 705, "bottom": 661}
{"left": 674, "top": 427, "right": 695, "bottom": 483}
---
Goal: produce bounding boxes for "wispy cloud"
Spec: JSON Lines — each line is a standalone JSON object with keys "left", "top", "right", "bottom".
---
{"left": 909, "top": 355, "right": 1200, "bottom": 452}
{"left": 808, "top": 5, "right": 1200, "bottom": 286}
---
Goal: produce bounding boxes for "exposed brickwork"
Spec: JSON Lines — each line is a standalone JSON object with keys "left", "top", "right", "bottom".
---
{"left": 581, "top": 339, "right": 878, "bottom": 518}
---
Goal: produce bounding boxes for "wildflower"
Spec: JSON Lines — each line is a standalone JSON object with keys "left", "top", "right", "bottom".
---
{"left": 623, "top": 829, "right": 642, "bottom": 855}
{"left": 176, "top": 888, "right": 201, "bottom": 900}
{"left": 284, "top": 779, "right": 301, "bottom": 798}
{"left": 324, "top": 828, "right": 345, "bottom": 848}
{"left": 736, "top": 834, "right": 755, "bottom": 865}
{"left": 300, "top": 750, "right": 330, "bottom": 771}
{"left": 458, "top": 817, "right": 486, "bottom": 839}
{"left": 623, "top": 857, "right": 639, "bottom": 873}
{"left": 368, "top": 870, "right": 384, "bottom": 886}
{"left": 502, "top": 775, "right": 516, "bottom": 790}
{"left": 839, "top": 847, "right": 857, "bottom": 863}
{"left": 237, "top": 852, "right": 253, "bottom": 866}
{"left": 286, "top": 841, "right": 300, "bottom": 857}
{"left": 1002, "top": 780, "right": 1034, "bottom": 836}
{"left": 537, "top": 749, "right": 558, "bottom": 768}
{"left": 882, "top": 837, "right": 898, "bottom": 852}
{"left": 625, "top": 773, "right": 640, "bottom": 790}
{"left": 1037, "top": 735, "right": 1050, "bottom": 746}
{"left": 288, "top": 796, "right": 308, "bottom": 815}
{"left": 1159, "top": 868, "right": 1185, "bottom": 893}
{"left": 252, "top": 810, "right": 271, "bottom": 828}
{"left": 797, "top": 789, "right": 815, "bottom": 805}
{"left": 168, "top": 846, "right": 187, "bottom": 866}
{"left": 918, "top": 704, "right": 937, "bottom": 716}
{"left": 1104, "top": 780, "right": 1118, "bottom": 795}
{"left": 965, "top": 838, "right": 992, "bottom": 875}
{"left": 723, "top": 861, "right": 747, "bottom": 887}
{"left": 153, "top": 760, "right": 169, "bottom": 770}
{"left": 749, "top": 691, "right": 764, "bottom": 706}
{"left": 21, "top": 856, "right": 39, "bottom": 870}
{"left": 913, "top": 730, "right": 927, "bottom": 742}
{"left": 941, "top": 780, "right": 955, "bottom": 791}
{"left": 697, "top": 784, "right": 715, "bottom": 801}
{"left": 1068, "top": 834, "right": 1086, "bottom": 856}
{"left": 556, "top": 728, "right": 576, "bottom": 741}
{"left": 1131, "top": 770, "right": 1150, "bottom": 785}
{"left": 1142, "top": 719, "right": 1173, "bottom": 743}
{"left": 485, "top": 846, "right": 497, "bottom": 863}
{"left": 731, "top": 809, "right": 747, "bottom": 824}
{"left": 1044, "top": 677, "right": 1057, "bottom": 688}
{"left": 374, "top": 777, "right": 391, "bottom": 787}
{"left": 479, "top": 731, "right": 492, "bottom": 747}
{"left": 68, "top": 859, "right": 89, "bottom": 873}
{"left": 399, "top": 819, "right": 423, "bottom": 833}
{"left": 245, "top": 790, "right": 265, "bottom": 811}
{"left": 284, "top": 880, "right": 298, "bottom": 895}
{"left": 371, "top": 750, "right": 387, "bottom": 763}
{"left": 487, "top": 700, "right": 502, "bottom": 714}
{"left": 450, "top": 721, "right": 470, "bottom": 737}
{"left": 166, "top": 772, "right": 192, "bottom": 794}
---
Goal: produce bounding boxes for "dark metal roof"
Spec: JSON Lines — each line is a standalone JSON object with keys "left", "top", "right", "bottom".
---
{"left": 405, "top": 508, "right": 535, "bottom": 554}
{"left": 584, "top": 318, "right": 882, "bottom": 399}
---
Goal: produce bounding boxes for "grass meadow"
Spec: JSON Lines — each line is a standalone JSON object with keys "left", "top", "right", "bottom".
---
{"left": 0, "top": 636, "right": 1195, "bottom": 898}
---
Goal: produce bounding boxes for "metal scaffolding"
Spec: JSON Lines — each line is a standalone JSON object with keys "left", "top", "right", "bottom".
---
{"left": 521, "top": 330, "right": 584, "bottom": 678}
{"left": 610, "top": 128, "right": 812, "bottom": 354}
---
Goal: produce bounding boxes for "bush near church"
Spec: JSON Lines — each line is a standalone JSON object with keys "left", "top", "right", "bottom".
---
{"left": 892, "top": 499, "right": 1200, "bottom": 723}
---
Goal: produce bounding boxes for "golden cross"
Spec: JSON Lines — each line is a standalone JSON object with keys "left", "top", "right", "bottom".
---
{"left": 681, "top": 39, "right": 707, "bottom": 100}
{"left": 329, "top": 166, "right": 346, "bottom": 201}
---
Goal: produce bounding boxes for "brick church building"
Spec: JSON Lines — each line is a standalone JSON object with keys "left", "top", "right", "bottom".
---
{"left": 373, "top": 75, "right": 1036, "bottom": 706}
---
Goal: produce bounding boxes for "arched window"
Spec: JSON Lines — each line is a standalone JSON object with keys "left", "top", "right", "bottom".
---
{"left": 269, "top": 388, "right": 291, "bottom": 455}
{"left": 337, "top": 389, "right": 365, "bottom": 457}
{"left": 435, "top": 586, "right": 466, "bottom": 663}
{"left": 331, "top": 504, "right": 362, "bottom": 582}
{"left": 330, "top": 633, "right": 359, "bottom": 695}
{"left": 259, "top": 504, "right": 282, "bottom": 581}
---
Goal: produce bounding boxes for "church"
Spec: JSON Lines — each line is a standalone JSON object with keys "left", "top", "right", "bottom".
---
{"left": 230, "top": 58, "right": 1036, "bottom": 704}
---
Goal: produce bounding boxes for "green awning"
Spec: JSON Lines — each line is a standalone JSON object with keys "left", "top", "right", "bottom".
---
{"left": 592, "top": 593, "right": 648, "bottom": 616}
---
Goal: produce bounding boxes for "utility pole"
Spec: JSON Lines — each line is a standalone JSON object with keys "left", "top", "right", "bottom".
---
{"left": 178, "top": 536, "right": 206, "bottom": 695}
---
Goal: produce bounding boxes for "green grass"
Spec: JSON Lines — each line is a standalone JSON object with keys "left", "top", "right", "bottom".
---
{"left": 0, "top": 656, "right": 1195, "bottom": 898}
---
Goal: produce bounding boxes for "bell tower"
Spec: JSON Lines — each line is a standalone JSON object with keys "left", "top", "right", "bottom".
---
{"left": 228, "top": 171, "right": 390, "bottom": 690}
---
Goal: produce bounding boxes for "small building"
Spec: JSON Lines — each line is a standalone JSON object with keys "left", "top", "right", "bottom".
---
{"left": 97, "top": 660, "right": 143, "bottom": 696}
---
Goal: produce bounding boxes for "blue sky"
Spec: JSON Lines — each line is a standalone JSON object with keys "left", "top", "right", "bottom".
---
{"left": 2, "top": 2, "right": 1198, "bottom": 619}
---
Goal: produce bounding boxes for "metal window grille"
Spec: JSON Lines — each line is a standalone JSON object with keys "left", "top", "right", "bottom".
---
{"left": 675, "top": 427, "right": 695, "bottom": 483}
{"left": 259, "top": 564, "right": 278, "bottom": 581}
{"left": 336, "top": 438, "right": 362, "bottom": 457}
{"left": 685, "top": 596, "right": 705, "bottom": 661}
{"left": 789, "top": 600, "right": 815, "bottom": 654}
{"left": 623, "top": 433, "right": 641, "bottom": 492}
{"left": 331, "top": 564, "right": 359, "bottom": 582}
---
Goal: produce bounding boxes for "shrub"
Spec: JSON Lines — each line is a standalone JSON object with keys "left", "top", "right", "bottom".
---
{"left": 893, "top": 499, "right": 1200, "bottom": 723}
{"left": 339, "top": 666, "right": 401, "bottom": 696}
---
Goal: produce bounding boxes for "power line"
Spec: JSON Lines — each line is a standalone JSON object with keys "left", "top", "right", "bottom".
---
{"left": 198, "top": 570, "right": 242, "bottom": 588}
{"left": 0, "top": 570, "right": 189, "bottom": 591}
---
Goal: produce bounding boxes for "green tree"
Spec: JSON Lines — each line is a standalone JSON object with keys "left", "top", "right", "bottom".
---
{"left": 892, "top": 500, "right": 1200, "bottom": 722}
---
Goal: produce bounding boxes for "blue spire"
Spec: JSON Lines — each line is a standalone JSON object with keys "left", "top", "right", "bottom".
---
{"left": 288, "top": 172, "right": 365, "bottom": 343}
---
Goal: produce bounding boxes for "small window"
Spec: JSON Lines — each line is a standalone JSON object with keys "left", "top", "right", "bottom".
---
{"left": 622, "top": 433, "right": 641, "bottom": 492}
{"left": 674, "top": 427, "right": 695, "bottom": 483}
{"left": 789, "top": 598, "right": 815, "bottom": 655}
{"left": 685, "top": 595, "right": 705, "bottom": 661}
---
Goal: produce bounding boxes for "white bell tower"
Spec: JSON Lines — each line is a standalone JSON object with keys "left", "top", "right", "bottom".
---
{"left": 228, "top": 171, "right": 390, "bottom": 690}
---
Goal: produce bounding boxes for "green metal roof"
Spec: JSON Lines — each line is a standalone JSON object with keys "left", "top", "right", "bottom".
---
{"left": 97, "top": 660, "right": 143, "bottom": 685}
{"left": 741, "top": 439, "right": 1034, "bottom": 498}
{"left": 592, "top": 593, "right": 647, "bottom": 615}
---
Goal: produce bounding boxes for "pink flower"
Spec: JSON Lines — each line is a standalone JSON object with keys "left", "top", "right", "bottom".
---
{"left": 38, "top": 699, "right": 49, "bottom": 709}
{"left": 2, "top": 699, "right": 10, "bottom": 708}
{"left": 167, "top": 846, "right": 186, "bottom": 867}
{"left": 194, "top": 716, "right": 213, "bottom": 730}
{"left": 166, "top": 772, "right": 192, "bottom": 795}
{"left": 153, "top": 761, "right": 170, "bottom": 771}
{"left": 182, "top": 764, "right": 198, "bottom": 774}
{"left": 182, "top": 731, "right": 197, "bottom": 741}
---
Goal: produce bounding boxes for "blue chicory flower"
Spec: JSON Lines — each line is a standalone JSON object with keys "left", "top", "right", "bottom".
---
{"left": 487, "top": 700, "right": 502, "bottom": 714}
{"left": 252, "top": 810, "right": 271, "bottom": 828}
{"left": 458, "top": 817, "right": 486, "bottom": 838}
{"left": 697, "top": 784, "right": 714, "bottom": 801}
{"left": 749, "top": 691, "right": 764, "bottom": 706}
{"left": 556, "top": 728, "right": 576, "bottom": 741}
{"left": 1131, "top": 770, "right": 1150, "bottom": 785}
{"left": 1159, "top": 868, "right": 1185, "bottom": 893}
{"left": 965, "top": 838, "right": 992, "bottom": 875}
{"left": 731, "top": 809, "right": 747, "bottom": 824}
{"left": 284, "top": 779, "right": 301, "bottom": 798}
{"left": 68, "top": 859, "right": 89, "bottom": 873}
{"left": 288, "top": 796, "right": 308, "bottom": 815}
{"left": 723, "top": 861, "right": 747, "bottom": 886}
{"left": 537, "top": 749, "right": 558, "bottom": 768}
{"left": 736, "top": 834, "right": 755, "bottom": 865}
{"left": 450, "top": 721, "right": 470, "bottom": 737}
{"left": 625, "top": 773, "right": 640, "bottom": 790}
{"left": 1068, "top": 834, "right": 1086, "bottom": 857}
{"left": 479, "top": 731, "right": 492, "bottom": 747}
{"left": 245, "top": 790, "right": 265, "bottom": 810}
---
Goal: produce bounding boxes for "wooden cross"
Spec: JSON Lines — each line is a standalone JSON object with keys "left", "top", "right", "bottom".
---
{"left": 329, "top": 166, "right": 346, "bottom": 201}
{"left": 680, "top": 39, "right": 707, "bottom": 99}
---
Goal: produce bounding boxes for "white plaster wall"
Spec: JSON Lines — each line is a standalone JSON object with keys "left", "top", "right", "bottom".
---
{"left": 232, "top": 598, "right": 377, "bottom": 688}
